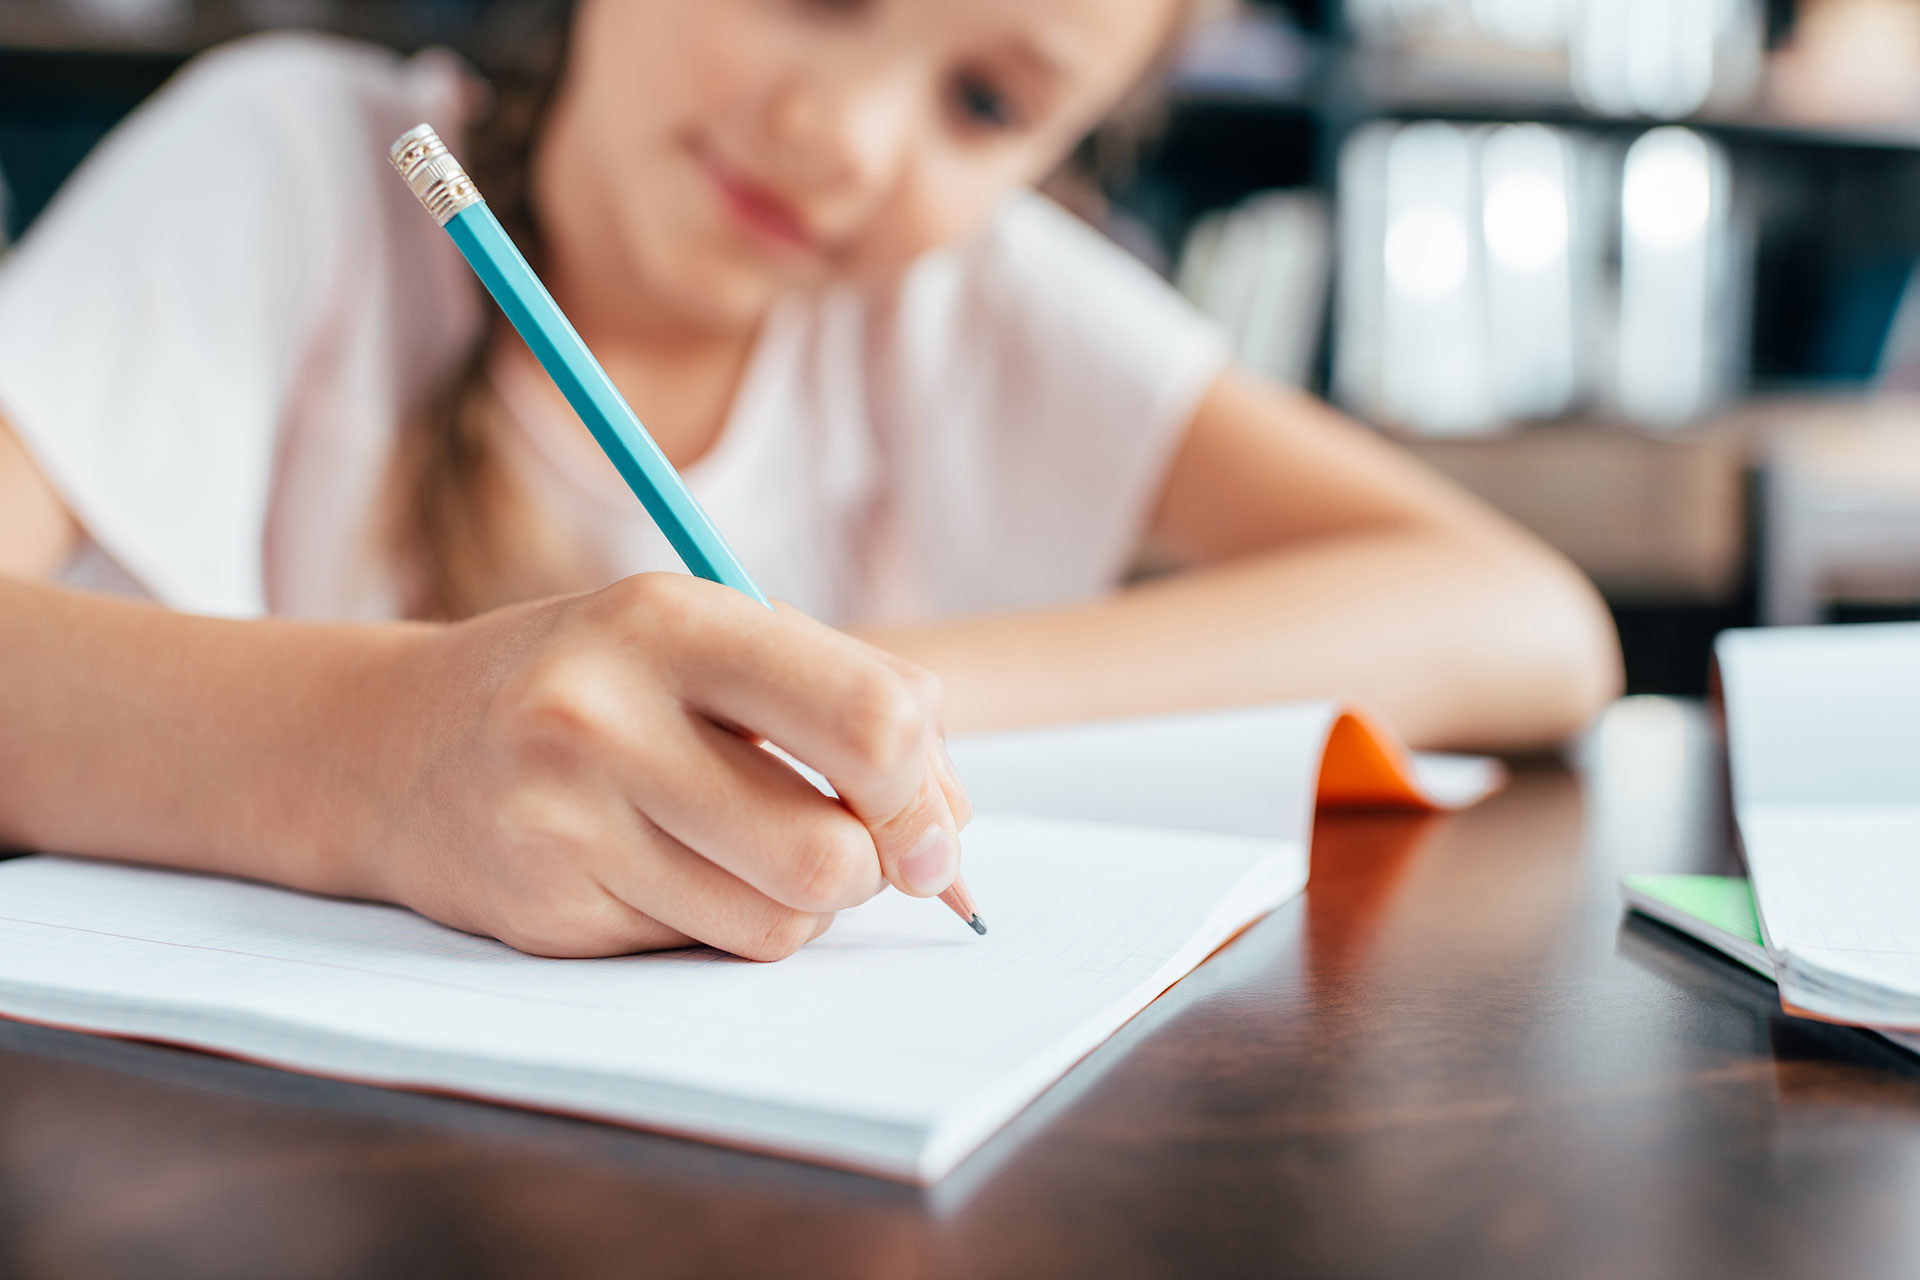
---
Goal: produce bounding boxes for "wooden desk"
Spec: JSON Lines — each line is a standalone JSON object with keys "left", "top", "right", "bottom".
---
{"left": 3, "top": 697, "right": 1918, "bottom": 1279}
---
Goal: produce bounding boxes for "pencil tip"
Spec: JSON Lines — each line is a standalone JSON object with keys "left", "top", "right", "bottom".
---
{"left": 968, "top": 914, "right": 987, "bottom": 936}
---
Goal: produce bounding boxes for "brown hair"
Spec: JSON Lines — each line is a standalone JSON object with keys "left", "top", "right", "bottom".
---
{"left": 387, "top": 0, "right": 579, "bottom": 619}
{"left": 390, "top": 0, "right": 1222, "bottom": 620}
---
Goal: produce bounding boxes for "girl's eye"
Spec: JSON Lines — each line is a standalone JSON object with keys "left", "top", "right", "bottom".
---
{"left": 951, "top": 73, "right": 1020, "bottom": 132}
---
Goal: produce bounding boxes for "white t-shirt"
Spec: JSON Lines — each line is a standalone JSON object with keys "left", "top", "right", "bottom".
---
{"left": 0, "top": 33, "right": 1228, "bottom": 625}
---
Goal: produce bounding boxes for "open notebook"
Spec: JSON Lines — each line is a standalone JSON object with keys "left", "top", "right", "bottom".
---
{"left": 1717, "top": 624, "right": 1920, "bottom": 1029}
{"left": 0, "top": 701, "right": 1498, "bottom": 1183}
{"left": 1621, "top": 874, "right": 1920, "bottom": 1057}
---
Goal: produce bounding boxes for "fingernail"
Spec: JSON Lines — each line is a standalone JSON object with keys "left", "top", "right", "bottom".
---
{"left": 899, "top": 825, "right": 959, "bottom": 896}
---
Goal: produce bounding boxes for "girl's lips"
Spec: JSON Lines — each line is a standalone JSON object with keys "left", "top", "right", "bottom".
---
{"left": 699, "top": 149, "right": 822, "bottom": 257}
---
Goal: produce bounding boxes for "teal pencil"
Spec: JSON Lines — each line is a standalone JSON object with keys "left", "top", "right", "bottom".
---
{"left": 389, "top": 124, "right": 768, "bottom": 606}
{"left": 389, "top": 125, "right": 982, "bottom": 936}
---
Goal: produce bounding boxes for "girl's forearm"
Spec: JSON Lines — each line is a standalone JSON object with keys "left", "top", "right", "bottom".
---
{"left": 856, "top": 530, "right": 1622, "bottom": 752}
{"left": 0, "top": 576, "right": 429, "bottom": 894}
{"left": 0, "top": 572, "right": 974, "bottom": 961}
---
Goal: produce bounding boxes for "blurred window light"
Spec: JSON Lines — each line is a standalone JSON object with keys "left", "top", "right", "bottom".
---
{"left": 1470, "top": 0, "right": 1574, "bottom": 50}
{"left": 1572, "top": 0, "right": 1759, "bottom": 118}
{"left": 1622, "top": 131, "right": 1713, "bottom": 250}
{"left": 1483, "top": 125, "right": 1578, "bottom": 418}
{"left": 1483, "top": 171, "right": 1568, "bottom": 274}
{"left": 1381, "top": 122, "right": 1493, "bottom": 433}
{"left": 1338, "top": 120, "right": 1600, "bottom": 433}
{"left": 1334, "top": 124, "right": 1394, "bottom": 421}
{"left": 1618, "top": 127, "right": 1732, "bottom": 426}
{"left": 1630, "top": 0, "right": 1716, "bottom": 118}
{"left": 1385, "top": 203, "right": 1471, "bottom": 300}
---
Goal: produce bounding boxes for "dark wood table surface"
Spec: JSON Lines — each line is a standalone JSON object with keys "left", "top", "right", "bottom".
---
{"left": 4, "top": 697, "right": 1920, "bottom": 1280}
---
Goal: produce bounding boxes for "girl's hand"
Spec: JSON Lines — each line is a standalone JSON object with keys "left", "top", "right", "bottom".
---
{"left": 366, "top": 573, "right": 971, "bottom": 960}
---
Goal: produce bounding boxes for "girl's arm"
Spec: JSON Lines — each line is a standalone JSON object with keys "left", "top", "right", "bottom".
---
{"left": 0, "top": 415, "right": 968, "bottom": 959}
{"left": 856, "top": 370, "right": 1623, "bottom": 752}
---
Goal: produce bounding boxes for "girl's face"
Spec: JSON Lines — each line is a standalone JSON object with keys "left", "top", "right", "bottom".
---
{"left": 534, "top": 0, "right": 1179, "bottom": 336}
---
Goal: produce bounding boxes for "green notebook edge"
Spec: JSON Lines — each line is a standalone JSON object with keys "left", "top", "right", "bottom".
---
{"left": 1624, "top": 875, "right": 1762, "bottom": 945}
{"left": 1621, "top": 874, "right": 1770, "bottom": 978}
{"left": 1622, "top": 875, "right": 1920, "bottom": 1060}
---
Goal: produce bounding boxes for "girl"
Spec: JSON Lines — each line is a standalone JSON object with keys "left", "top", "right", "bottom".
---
{"left": 0, "top": 0, "right": 1620, "bottom": 960}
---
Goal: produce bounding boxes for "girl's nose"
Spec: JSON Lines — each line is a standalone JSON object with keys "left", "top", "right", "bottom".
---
{"left": 762, "top": 64, "right": 920, "bottom": 195}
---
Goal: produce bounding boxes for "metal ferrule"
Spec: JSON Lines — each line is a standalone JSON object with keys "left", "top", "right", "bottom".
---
{"left": 389, "top": 124, "right": 482, "bottom": 226}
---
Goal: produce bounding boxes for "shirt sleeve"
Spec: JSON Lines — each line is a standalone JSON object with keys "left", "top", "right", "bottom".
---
{"left": 0, "top": 37, "right": 358, "bottom": 617}
{"left": 863, "top": 192, "right": 1231, "bottom": 622}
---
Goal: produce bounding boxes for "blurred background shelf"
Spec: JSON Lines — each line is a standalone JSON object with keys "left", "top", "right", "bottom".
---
{"left": 0, "top": 0, "right": 503, "bottom": 60}
{"left": 1172, "top": 46, "right": 1920, "bottom": 155}
{"left": 6, "top": 0, "right": 1920, "bottom": 694}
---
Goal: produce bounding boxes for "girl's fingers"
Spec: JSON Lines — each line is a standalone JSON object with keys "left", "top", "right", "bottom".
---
{"left": 666, "top": 593, "right": 966, "bottom": 899}
{"left": 929, "top": 737, "right": 972, "bottom": 830}
{"left": 617, "top": 711, "right": 884, "bottom": 915}
{"left": 589, "top": 807, "right": 838, "bottom": 962}
{"left": 861, "top": 644, "right": 973, "bottom": 831}
{"left": 864, "top": 645, "right": 948, "bottom": 727}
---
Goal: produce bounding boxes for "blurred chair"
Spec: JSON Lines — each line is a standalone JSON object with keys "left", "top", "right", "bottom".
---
{"left": 1410, "top": 419, "right": 1748, "bottom": 602}
{"left": 1760, "top": 405, "right": 1920, "bottom": 625}
{"left": 1176, "top": 191, "right": 1331, "bottom": 388}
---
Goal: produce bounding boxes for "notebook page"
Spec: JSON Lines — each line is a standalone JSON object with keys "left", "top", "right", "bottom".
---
{"left": 1717, "top": 623, "right": 1920, "bottom": 808}
{"left": 947, "top": 703, "right": 1341, "bottom": 838}
{"left": 0, "top": 815, "right": 1301, "bottom": 1182}
{"left": 1718, "top": 625, "right": 1920, "bottom": 1024}
{"left": 1738, "top": 806, "right": 1920, "bottom": 1025}
{"left": 947, "top": 702, "right": 1501, "bottom": 840}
